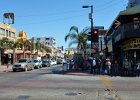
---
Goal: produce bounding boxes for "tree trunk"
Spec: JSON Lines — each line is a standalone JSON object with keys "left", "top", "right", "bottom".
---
{"left": 23, "top": 44, "right": 26, "bottom": 58}
{"left": 0, "top": 50, "right": 1, "bottom": 65}
{"left": 13, "top": 48, "right": 16, "bottom": 63}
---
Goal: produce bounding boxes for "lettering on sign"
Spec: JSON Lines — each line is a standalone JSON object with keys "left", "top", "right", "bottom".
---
{"left": 121, "top": 38, "right": 140, "bottom": 50}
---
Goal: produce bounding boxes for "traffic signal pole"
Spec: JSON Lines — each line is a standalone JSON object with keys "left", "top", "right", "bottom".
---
{"left": 90, "top": 5, "right": 93, "bottom": 57}
{"left": 82, "top": 5, "right": 94, "bottom": 57}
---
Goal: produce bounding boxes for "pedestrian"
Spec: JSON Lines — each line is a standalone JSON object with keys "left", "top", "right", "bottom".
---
{"left": 136, "top": 60, "right": 140, "bottom": 77}
{"left": 114, "top": 60, "right": 119, "bottom": 76}
{"left": 96, "top": 58, "right": 101, "bottom": 74}
{"left": 90, "top": 58, "right": 96, "bottom": 74}
{"left": 6, "top": 60, "right": 11, "bottom": 72}
{"left": 105, "top": 59, "right": 111, "bottom": 75}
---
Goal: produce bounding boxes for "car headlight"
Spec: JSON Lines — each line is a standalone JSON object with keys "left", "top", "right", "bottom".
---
{"left": 21, "top": 64, "right": 25, "bottom": 68}
{"left": 34, "top": 63, "right": 38, "bottom": 66}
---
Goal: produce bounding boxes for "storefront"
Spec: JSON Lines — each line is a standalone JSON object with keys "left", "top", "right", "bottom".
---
{"left": 113, "top": 38, "right": 140, "bottom": 76}
{"left": 121, "top": 38, "right": 140, "bottom": 62}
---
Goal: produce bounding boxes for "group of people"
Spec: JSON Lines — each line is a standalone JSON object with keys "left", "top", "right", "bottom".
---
{"left": 88, "top": 57, "right": 112, "bottom": 75}
{"left": 123, "top": 59, "right": 140, "bottom": 76}
{"left": 64, "top": 57, "right": 140, "bottom": 77}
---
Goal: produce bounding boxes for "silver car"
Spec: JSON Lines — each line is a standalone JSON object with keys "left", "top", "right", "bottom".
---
{"left": 12, "top": 58, "right": 34, "bottom": 72}
{"left": 33, "top": 59, "right": 42, "bottom": 69}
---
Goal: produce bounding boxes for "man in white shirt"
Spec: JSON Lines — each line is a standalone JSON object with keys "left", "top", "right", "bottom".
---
{"left": 90, "top": 58, "right": 96, "bottom": 74}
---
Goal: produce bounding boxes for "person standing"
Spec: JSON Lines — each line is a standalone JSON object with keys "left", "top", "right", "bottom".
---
{"left": 90, "top": 58, "right": 96, "bottom": 74}
{"left": 106, "top": 59, "right": 111, "bottom": 75}
{"left": 136, "top": 60, "right": 140, "bottom": 76}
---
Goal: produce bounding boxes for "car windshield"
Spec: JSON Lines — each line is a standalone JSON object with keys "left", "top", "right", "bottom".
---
{"left": 33, "top": 60, "right": 38, "bottom": 63}
{"left": 18, "top": 59, "right": 27, "bottom": 63}
{"left": 42, "top": 61, "right": 48, "bottom": 63}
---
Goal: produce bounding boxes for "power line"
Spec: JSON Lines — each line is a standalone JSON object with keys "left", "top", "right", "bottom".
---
{"left": 14, "top": 0, "right": 125, "bottom": 26}
{"left": 95, "top": 0, "right": 122, "bottom": 13}
{"left": 15, "top": 0, "right": 123, "bottom": 18}
{"left": 15, "top": 13, "right": 88, "bottom": 26}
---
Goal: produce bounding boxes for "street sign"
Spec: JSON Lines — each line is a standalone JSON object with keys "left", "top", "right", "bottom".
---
{"left": 93, "top": 26, "right": 104, "bottom": 30}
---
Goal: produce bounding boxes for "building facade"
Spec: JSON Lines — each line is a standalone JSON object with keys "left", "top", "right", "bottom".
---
{"left": 31, "top": 37, "right": 56, "bottom": 57}
{"left": 106, "top": 4, "right": 140, "bottom": 76}
{"left": 15, "top": 31, "right": 31, "bottom": 62}
{"left": 0, "top": 22, "right": 16, "bottom": 65}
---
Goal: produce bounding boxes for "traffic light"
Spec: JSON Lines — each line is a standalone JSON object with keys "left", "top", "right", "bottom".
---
{"left": 87, "top": 32, "right": 92, "bottom": 41}
{"left": 92, "top": 29, "right": 99, "bottom": 42}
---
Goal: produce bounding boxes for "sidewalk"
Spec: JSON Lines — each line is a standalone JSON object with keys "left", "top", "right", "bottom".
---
{"left": 64, "top": 69, "right": 108, "bottom": 76}
{"left": 0, "top": 65, "right": 13, "bottom": 73}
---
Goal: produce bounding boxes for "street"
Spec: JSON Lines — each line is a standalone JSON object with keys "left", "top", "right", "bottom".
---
{"left": 0, "top": 65, "right": 140, "bottom": 100}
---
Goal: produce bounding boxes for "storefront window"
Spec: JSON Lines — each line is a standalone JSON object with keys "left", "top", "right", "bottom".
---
{"left": 0, "top": 28, "right": 5, "bottom": 36}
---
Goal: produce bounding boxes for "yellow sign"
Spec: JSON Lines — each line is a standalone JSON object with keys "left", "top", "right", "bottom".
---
{"left": 122, "top": 38, "right": 140, "bottom": 50}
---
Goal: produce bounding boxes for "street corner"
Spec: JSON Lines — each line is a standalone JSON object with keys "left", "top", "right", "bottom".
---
{"left": 64, "top": 72, "right": 94, "bottom": 76}
{"left": 0, "top": 65, "right": 13, "bottom": 73}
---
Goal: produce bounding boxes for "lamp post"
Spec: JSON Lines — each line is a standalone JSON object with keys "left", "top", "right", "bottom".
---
{"left": 82, "top": 5, "right": 93, "bottom": 57}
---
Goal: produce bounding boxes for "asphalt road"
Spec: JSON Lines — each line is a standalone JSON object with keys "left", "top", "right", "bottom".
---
{"left": 0, "top": 65, "right": 140, "bottom": 100}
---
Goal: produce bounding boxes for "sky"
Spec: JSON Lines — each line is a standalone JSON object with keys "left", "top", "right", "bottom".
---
{"left": 0, "top": 0, "right": 128, "bottom": 48}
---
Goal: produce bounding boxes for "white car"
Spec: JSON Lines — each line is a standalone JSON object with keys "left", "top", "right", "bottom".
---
{"left": 33, "top": 59, "right": 42, "bottom": 69}
{"left": 12, "top": 58, "right": 34, "bottom": 72}
{"left": 50, "top": 60, "right": 57, "bottom": 65}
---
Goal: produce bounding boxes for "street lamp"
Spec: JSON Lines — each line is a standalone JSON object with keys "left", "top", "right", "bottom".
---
{"left": 82, "top": 5, "right": 93, "bottom": 57}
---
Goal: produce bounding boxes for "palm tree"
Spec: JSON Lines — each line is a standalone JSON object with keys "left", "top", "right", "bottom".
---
{"left": 44, "top": 45, "right": 52, "bottom": 53}
{"left": 17, "top": 38, "right": 31, "bottom": 58}
{"left": 35, "top": 40, "right": 41, "bottom": 54}
{"left": 0, "top": 38, "right": 11, "bottom": 65}
{"left": 12, "top": 41, "right": 21, "bottom": 63}
{"left": 65, "top": 26, "right": 89, "bottom": 56}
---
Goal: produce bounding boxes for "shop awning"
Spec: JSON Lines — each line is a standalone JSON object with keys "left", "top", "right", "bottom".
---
{"left": 25, "top": 50, "right": 31, "bottom": 54}
{"left": 15, "top": 50, "right": 23, "bottom": 54}
{"left": 106, "top": 5, "right": 140, "bottom": 35}
{"left": 4, "top": 49, "right": 13, "bottom": 54}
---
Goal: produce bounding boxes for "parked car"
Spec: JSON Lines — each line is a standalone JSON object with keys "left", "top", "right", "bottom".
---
{"left": 49, "top": 60, "right": 57, "bottom": 65}
{"left": 42, "top": 60, "right": 50, "bottom": 67}
{"left": 33, "top": 59, "right": 42, "bottom": 69}
{"left": 12, "top": 58, "right": 34, "bottom": 72}
{"left": 56, "top": 58, "right": 63, "bottom": 64}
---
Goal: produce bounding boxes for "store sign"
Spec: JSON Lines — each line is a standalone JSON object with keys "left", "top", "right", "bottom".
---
{"left": 122, "top": 38, "right": 140, "bottom": 50}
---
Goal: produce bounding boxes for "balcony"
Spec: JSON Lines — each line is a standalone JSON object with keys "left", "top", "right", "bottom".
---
{"left": 113, "top": 22, "right": 140, "bottom": 43}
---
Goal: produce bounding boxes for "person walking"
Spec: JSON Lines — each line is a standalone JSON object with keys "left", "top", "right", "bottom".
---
{"left": 105, "top": 59, "right": 111, "bottom": 75}
{"left": 136, "top": 60, "right": 140, "bottom": 76}
{"left": 90, "top": 58, "right": 96, "bottom": 74}
{"left": 5, "top": 59, "right": 11, "bottom": 72}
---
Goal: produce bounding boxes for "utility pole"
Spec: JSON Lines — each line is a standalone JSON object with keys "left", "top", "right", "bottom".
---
{"left": 82, "top": 5, "right": 93, "bottom": 57}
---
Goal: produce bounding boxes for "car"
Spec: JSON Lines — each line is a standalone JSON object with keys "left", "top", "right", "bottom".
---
{"left": 12, "top": 58, "right": 34, "bottom": 72}
{"left": 33, "top": 59, "right": 42, "bottom": 69}
{"left": 56, "top": 58, "right": 63, "bottom": 64}
{"left": 49, "top": 60, "right": 57, "bottom": 65}
{"left": 42, "top": 60, "right": 50, "bottom": 67}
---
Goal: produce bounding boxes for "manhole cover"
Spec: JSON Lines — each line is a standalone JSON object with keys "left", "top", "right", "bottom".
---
{"left": 16, "top": 95, "right": 30, "bottom": 100}
{"left": 65, "top": 92, "right": 77, "bottom": 96}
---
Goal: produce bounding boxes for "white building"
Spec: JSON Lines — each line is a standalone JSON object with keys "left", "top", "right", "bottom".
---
{"left": 32, "top": 37, "right": 56, "bottom": 47}
{"left": 31, "top": 37, "right": 56, "bottom": 56}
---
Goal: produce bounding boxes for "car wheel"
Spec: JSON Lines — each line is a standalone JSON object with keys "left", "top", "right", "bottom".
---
{"left": 13, "top": 69, "right": 16, "bottom": 72}
{"left": 32, "top": 66, "right": 34, "bottom": 70}
{"left": 25, "top": 67, "right": 28, "bottom": 72}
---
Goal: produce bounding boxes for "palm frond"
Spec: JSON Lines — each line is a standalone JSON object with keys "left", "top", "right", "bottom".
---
{"left": 65, "top": 33, "right": 77, "bottom": 42}
{"left": 69, "top": 26, "right": 79, "bottom": 34}
{"left": 68, "top": 40, "right": 78, "bottom": 48}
